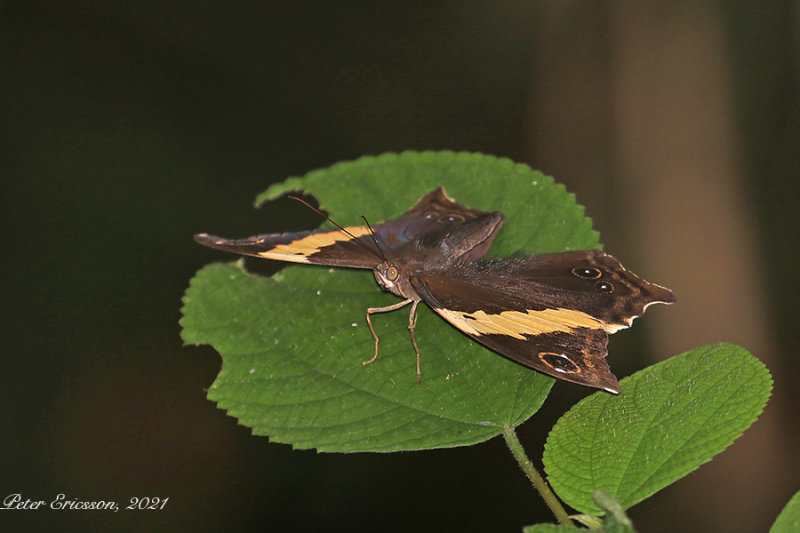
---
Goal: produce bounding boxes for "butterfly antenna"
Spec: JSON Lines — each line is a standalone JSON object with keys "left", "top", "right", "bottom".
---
{"left": 287, "top": 196, "right": 386, "bottom": 261}
{"left": 361, "top": 215, "right": 388, "bottom": 262}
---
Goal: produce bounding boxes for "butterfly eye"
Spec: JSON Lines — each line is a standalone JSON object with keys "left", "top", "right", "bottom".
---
{"left": 385, "top": 266, "right": 399, "bottom": 281}
{"left": 595, "top": 281, "right": 614, "bottom": 294}
{"left": 424, "top": 213, "right": 437, "bottom": 220}
{"left": 443, "top": 214, "right": 465, "bottom": 223}
{"left": 571, "top": 267, "right": 602, "bottom": 279}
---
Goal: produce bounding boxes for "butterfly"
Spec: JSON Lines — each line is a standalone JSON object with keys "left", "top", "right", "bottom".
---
{"left": 195, "top": 187, "right": 675, "bottom": 393}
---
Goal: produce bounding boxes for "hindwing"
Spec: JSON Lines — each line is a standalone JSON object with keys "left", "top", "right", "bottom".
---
{"left": 410, "top": 250, "right": 675, "bottom": 392}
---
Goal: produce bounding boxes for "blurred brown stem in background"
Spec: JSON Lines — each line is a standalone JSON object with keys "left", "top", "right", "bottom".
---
{"left": 526, "top": 2, "right": 791, "bottom": 531}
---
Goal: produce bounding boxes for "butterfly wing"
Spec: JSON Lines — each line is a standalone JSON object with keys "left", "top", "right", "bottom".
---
{"left": 381, "top": 187, "right": 504, "bottom": 263}
{"left": 195, "top": 187, "right": 504, "bottom": 269}
{"left": 410, "top": 250, "right": 675, "bottom": 393}
{"left": 194, "top": 227, "right": 379, "bottom": 268}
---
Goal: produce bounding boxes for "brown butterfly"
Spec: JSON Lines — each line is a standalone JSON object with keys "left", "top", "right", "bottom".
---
{"left": 195, "top": 187, "right": 675, "bottom": 393}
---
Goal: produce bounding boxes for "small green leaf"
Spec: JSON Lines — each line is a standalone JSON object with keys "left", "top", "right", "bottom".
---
{"left": 571, "top": 514, "right": 603, "bottom": 529}
{"left": 771, "top": 490, "right": 800, "bottom": 533}
{"left": 522, "top": 525, "right": 579, "bottom": 533}
{"left": 543, "top": 343, "right": 772, "bottom": 514}
{"left": 182, "top": 151, "right": 599, "bottom": 452}
{"left": 594, "top": 490, "right": 636, "bottom": 533}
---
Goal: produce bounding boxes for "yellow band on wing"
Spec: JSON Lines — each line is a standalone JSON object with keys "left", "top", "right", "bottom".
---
{"left": 256, "top": 226, "right": 372, "bottom": 263}
{"left": 436, "top": 307, "right": 605, "bottom": 339}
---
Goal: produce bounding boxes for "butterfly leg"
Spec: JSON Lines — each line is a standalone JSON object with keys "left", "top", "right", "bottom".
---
{"left": 406, "top": 300, "right": 422, "bottom": 385}
{"left": 363, "top": 298, "right": 414, "bottom": 367}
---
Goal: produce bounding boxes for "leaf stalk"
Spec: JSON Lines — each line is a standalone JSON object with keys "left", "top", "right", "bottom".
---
{"left": 502, "top": 423, "right": 572, "bottom": 526}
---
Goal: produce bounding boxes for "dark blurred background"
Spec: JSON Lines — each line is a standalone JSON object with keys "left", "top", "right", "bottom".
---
{"left": 3, "top": 2, "right": 798, "bottom": 531}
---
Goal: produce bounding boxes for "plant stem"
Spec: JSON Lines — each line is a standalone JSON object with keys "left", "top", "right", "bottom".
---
{"left": 502, "top": 423, "right": 573, "bottom": 526}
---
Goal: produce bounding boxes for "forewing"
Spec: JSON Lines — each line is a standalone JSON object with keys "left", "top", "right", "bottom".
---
{"left": 194, "top": 227, "right": 379, "bottom": 268}
{"left": 500, "top": 249, "right": 676, "bottom": 331}
{"left": 195, "top": 187, "right": 505, "bottom": 269}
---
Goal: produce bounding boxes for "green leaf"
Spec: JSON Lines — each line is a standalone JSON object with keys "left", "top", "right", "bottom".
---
{"left": 771, "top": 490, "right": 800, "bottom": 533}
{"left": 182, "top": 151, "right": 600, "bottom": 452}
{"left": 543, "top": 343, "right": 772, "bottom": 514}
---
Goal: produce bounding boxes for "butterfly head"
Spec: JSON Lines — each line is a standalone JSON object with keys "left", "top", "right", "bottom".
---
{"left": 374, "top": 262, "right": 400, "bottom": 291}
